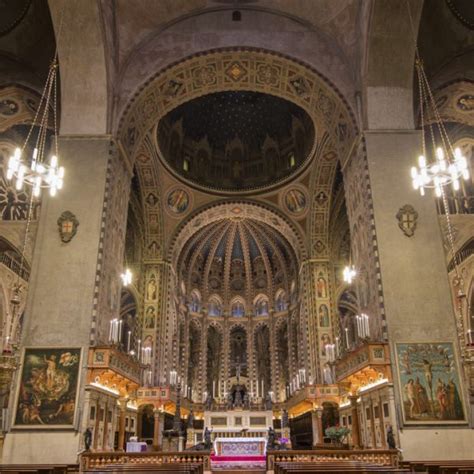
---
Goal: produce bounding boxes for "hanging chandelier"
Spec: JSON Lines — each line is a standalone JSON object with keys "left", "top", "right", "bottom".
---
{"left": 6, "top": 56, "right": 64, "bottom": 197}
{"left": 410, "top": 58, "right": 469, "bottom": 197}
{"left": 343, "top": 265, "right": 357, "bottom": 284}
{"left": 121, "top": 268, "right": 132, "bottom": 286}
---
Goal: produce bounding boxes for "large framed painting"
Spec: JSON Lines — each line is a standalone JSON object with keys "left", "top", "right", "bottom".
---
{"left": 395, "top": 342, "right": 466, "bottom": 425}
{"left": 13, "top": 347, "right": 82, "bottom": 429}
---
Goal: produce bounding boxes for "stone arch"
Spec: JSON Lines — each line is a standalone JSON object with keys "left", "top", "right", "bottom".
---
{"left": 117, "top": 48, "right": 357, "bottom": 260}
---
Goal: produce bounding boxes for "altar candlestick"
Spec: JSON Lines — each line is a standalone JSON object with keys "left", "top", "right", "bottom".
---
{"left": 344, "top": 327, "right": 349, "bottom": 348}
{"left": 118, "top": 320, "right": 123, "bottom": 342}
{"left": 127, "top": 331, "right": 131, "bottom": 352}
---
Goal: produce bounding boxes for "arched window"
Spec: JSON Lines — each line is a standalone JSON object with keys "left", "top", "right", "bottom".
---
{"left": 208, "top": 296, "right": 222, "bottom": 316}
{"left": 189, "top": 290, "right": 201, "bottom": 313}
{"left": 255, "top": 296, "right": 269, "bottom": 316}
{"left": 275, "top": 290, "right": 287, "bottom": 312}
{"left": 231, "top": 299, "right": 245, "bottom": 317}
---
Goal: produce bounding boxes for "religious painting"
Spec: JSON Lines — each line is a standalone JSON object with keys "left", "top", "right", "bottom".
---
{"left": 146, "top": 274, "right": 157, "bottom": 301}
{"left": 144, "top": 306, "right": 156, "bottom": 329}
{"left": 13, "top": 347, "right": 81, "bottom": 429}
{"left": 319, "top": 304, "right": 330, "bottom": 327}
{"left": 395, "top": 342, "right": 466, "bottom": 425}
{"left": 316, "top": 274, "right": 328, "bottom": 298}
{"left": 167, "top": 188, "right": 189, "bottom": 214}
{"left": 284, "top": 188, "right": 307, "bottom": 215}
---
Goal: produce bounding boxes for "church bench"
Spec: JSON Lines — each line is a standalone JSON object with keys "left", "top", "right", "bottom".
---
{"left": 0, "top": 465, "right": 78, "bottom": 474}
{"left": 406, "top": 461, "right": 474, "bottom": 473}
{"left": 81, "top": 462, "right": 203, "bottom": 474}
{"left": 274, "top": 461, "right": 411, "bottom": 474}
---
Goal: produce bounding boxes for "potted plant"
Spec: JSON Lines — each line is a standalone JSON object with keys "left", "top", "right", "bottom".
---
{"left": 324, "top": 425, "right": 350, "bottom": 448}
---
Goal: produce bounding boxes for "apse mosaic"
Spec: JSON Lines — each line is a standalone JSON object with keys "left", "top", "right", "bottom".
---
{"left": 395, "top": 342, "right": 466, "bottom": 424}
{"left": 14, "top": 348, "right": 81, "bottom": 428}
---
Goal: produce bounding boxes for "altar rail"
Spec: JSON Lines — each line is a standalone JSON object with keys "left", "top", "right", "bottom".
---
{"left": 267, "top": 449, "right": 400, "bottom": 471}
{"left": 80, "top": 451, "right": 211, "bottom": 471}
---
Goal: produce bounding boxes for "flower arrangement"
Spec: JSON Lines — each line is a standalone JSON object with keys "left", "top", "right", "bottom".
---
{"left": 325, "top": 425, "right": 350, "bottom": 444}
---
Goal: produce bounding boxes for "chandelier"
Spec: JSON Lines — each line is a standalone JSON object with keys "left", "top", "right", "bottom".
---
{"left": 343, "top": 265, "right": 356, "bottom": 284}
{"left": 6, "top": 55, "right": 64, "bottom": 197}
{"left": 410, "top": 59, "right": 469, "bottom": 197}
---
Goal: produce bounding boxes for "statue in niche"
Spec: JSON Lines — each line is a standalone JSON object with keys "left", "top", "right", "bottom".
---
{"left": 147, "top": 277, "right": 157, "bottom": 301}
{"left": 234, "top": 385, "right": 243, "bottom": 407}
{"left": 316, "top": 275, "right": 327, "bottom": 298}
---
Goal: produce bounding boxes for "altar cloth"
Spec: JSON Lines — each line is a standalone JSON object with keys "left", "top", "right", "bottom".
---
{"left": 213, "top": 436, "right": 267, "bottom": 456}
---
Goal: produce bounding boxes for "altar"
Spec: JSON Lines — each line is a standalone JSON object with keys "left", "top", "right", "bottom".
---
{"left": 214, "top": 437, "right": 267, "bottom": 456}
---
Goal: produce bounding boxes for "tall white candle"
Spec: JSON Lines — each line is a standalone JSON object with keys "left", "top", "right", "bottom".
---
{"left": 213, "top": 380, "right": 216, "bottom": 398}
{"left": 344, "top": 327, "right": 349, "bottom": 348}
{"left": 261, "top": 380, "right": 264, "bottom": 398}
{"left": 127, "top": 331, "right": 131, "bottom": 352}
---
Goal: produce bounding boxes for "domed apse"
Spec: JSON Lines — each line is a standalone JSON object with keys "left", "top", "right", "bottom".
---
{"left": 157, "top": 91, "right": 315, "bottom": 192}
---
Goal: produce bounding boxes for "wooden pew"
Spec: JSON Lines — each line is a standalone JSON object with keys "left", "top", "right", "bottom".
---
{"left": 406, "top": 460, "right": 474, "bottom": 473}
{"left": 0, "top": 465, "right": 78, "bottom": 474}
{"left": 274, "top": 460, "right": 411, "bottom": 474}
{"left": 82, "top": 462, "right": 203, "bottom": 474}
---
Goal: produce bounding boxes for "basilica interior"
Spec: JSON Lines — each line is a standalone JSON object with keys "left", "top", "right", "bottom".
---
{"left": 0, "top": 1, "right": 473, "bottom": 473}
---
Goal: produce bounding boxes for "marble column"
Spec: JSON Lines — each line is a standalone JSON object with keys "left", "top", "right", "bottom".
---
{"left": 153, "top": 409, "right": 161, "bottom": 449}
{"left": 349, "top": 396, "right": 361, "bottom": 449}
{"left": 118, "top": 399, "right": 127, "bottom": 451}
{"left": 311, "top": 408, "right": 323, "bottom": 447}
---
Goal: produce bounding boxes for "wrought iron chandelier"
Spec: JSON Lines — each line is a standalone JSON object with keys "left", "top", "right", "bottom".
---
{"left": 6, "top": 54, "right": 64, "bottom": 197}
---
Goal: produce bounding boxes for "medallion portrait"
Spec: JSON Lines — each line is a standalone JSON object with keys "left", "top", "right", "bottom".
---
{"left": 284, "top": 188, "right": 307, "bottom": 215}
{"left": 395, "top": 342, "right": 466, "bottom": 424}
{"left": 14, "top": 347, "right": 81, "bottom": 428}
{"left": 167, "top": 188, "right": 190, "bottom": 215}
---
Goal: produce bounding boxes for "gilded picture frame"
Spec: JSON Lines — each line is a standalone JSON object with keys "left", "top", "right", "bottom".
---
{"left": 12, "top": 347, "right": 82, "bottom": 429}
{"left": 395, "top": 342, "right": 467, "bottom": 425}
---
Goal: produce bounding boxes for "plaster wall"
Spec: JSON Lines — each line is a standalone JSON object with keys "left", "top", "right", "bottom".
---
{"left": 21, "top": 137, "right": 109, "bottom": 347}
{"left": 364, "top": 130, "right": 471, "bottom": 456}
{"left": 399, "top": 429, "right": 474, "bottom": 460}
{"left": 2, "top": 431, "right": 80, "bottom": 464}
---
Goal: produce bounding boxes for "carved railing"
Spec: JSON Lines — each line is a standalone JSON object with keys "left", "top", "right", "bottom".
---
{"left": 80, "top": 450, "right": 211, "bottom": 471}
{"left": 267, "top": 449, "right": 400, "bottom": 470}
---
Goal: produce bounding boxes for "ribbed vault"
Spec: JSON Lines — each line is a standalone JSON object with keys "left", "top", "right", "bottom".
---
{"left": 178, "top": 217, "right": 298, "bottom": 310}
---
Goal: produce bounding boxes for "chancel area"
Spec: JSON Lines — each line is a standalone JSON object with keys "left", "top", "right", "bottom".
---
{"left": 0, "top": 1, "right": 473, "bottom": 473}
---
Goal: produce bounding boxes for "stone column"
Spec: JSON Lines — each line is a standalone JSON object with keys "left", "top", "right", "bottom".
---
{"left": 118, "top": 399, "right": 127, "bottom": 451}
{"left": 349, "top": 396, "right": 361, "bottom": 449}
{"left": 369, "top": 399, "right": 377, "bottom": 448}
{"left": 363, "top": 130, "right": 466, "bottom": 454}
{"left": 311, "top": 408, "right": 323, "bottom": 447}
{"left": 153, "top": 409, "right": 161, "bottom": 450}
{"left": 2, "top": 136, "right": 121, "bottom": 464}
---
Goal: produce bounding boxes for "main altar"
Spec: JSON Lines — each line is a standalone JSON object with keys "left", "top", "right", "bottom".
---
{"left": 214, "top": 437, "right": 267, "bottom": 456}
